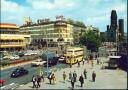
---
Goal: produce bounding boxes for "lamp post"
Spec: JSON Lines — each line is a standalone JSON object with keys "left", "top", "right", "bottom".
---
{"left": 46, "top": 33, "right": 49, "bottom": 76}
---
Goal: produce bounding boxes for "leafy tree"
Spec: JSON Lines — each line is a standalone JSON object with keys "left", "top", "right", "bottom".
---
{"left": 67, "top": 18, "right": 74, "bottom": 24}
{"left": 79, "top": 30, "right": 101, "bottom": 52}
{"left": 100, "top": 33, "right": 107, "bottom": 42}
{"left": 75, "top": 21, "right": 85, "bottom": 27}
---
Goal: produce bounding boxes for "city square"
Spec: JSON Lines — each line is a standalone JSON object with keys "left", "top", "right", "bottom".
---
{"left": 0, "top": 0, "right": 128, "bottom": 89}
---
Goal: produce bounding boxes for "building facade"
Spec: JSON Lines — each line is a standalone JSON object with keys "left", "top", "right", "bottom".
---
{"left": 0, "top": 23, "right": 30, "bottom": 51}
{"left": 20, "top": 16, "right": 74, "bottom": 47}
{"left": 107, "top": 10, "right": 117, "bottom": 42}
{"left": 118, "top": 19, "right": 124, "bottom": 42}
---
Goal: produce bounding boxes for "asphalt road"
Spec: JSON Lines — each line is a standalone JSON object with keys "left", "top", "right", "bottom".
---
{"left": 0, "top": 63, "right": 69, "bottom": 86}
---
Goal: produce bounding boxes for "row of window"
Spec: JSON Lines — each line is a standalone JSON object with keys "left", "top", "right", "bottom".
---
{"left": 0, "top": 40, "right": 23, "bottom": 42}
{"left": 0, "top": 31, "right": 29, "bottom": 34}
{"left": 0, "top": 42, "right": 24, "bottom": 45}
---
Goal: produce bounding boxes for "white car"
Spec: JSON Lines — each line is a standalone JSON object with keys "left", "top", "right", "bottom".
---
{"left": 10, "top": 55, "right": 20, "bottom": 60}
{"left": 31, "top": 60, "right": 46, "bottom": 66}
{"left": 59, "top": 57, "right": 65, "bottom": 61}
{"left": 24, "top": 53, "right": 32, "bottom": 56}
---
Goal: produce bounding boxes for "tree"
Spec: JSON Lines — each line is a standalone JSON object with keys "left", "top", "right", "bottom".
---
{"left": 75, "top": 21, "right": 85, "bottom": 27}
{"left": 79, "top": 30, "right": 101, "bottom": 52}
{"left": 67, "top": 18, "right": 74, "bottom": 24}
{"left": 100, "top": 33, "right": 107, "bottom": 42}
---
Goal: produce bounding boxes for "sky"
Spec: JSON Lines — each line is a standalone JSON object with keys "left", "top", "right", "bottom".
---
{"left": 1, "top": 0, "right": 127, "bottom": 32}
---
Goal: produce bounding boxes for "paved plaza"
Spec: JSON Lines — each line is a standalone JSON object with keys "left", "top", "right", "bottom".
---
{"left": 18, "top": 58, "right": 127, "bottom": 89}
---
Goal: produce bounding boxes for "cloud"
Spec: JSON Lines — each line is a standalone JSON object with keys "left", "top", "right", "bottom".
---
{"left": 1, "top": 0, "right": 25, "bottom": 12}
{"left": 27, "top": 0, "right": 76, "bottom": 10}
{"left": 1, "top": 0, "right": 127, "bottom": 32}
{"left": 86, "top": 15, "right": 110, "bottom": 26}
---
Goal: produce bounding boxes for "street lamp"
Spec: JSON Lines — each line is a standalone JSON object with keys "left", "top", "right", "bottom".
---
{"left": 45, "top": 32, "right": 49, "bottom": 76}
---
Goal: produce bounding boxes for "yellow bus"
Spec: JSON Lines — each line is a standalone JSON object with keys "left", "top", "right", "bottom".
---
{"left": 64, "top": 47, "right": 84, "bottom": 64}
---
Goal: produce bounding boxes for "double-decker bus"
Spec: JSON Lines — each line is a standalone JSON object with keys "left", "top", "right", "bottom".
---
{"left": 64, "top": 47, "right": 84, "bottom": 64}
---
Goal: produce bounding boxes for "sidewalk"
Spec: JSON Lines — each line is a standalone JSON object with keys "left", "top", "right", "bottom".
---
{"left": 17, "top": 59, "right": 127, "bottom": 89}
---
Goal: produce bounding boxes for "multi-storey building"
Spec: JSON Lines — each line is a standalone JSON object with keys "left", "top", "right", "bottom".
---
{"left": 107, "top": 10, "right": 118, "bottom": 42}
{"left": 20, "top": 16, "right": 74, "bottom": 47}
{"left": 0, "top": 23, "right": 30, "bottom": 51}
{"left": 73, "top": 25, "right": 86, "bottom": 44}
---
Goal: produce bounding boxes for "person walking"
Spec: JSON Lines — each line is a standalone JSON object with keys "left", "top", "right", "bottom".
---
{"left": 40, "top": 71, "right": 44, "bottom": 82}
{"left": 79, "top": 74, "right": 84, "bottom": 87}
{"left": 71, "top": 76, "right": 75, "bottom": 89}
{"left": 92, "top": 71, "right": 96, "bottom": 82}
{"left": 52, "top": 73, "right": 56, "bottom": 84}
{"left": 91, "top": 60, "right": 94, "bottom": 67}
{"left": 32, "top": 75, "right": 36, "bottom": 88}
{"left": 69, "top": 71, "right": 72, "bottom": 81}
{"left": 77, "top": 60, "right": 80, "bottom": 67}
{"left": 97, "top": 58, "right": 100, "bottom": 65}
{"left": 48, "top": 73, "right": 52, "bottom": 84}
{"left": 87, "top": 57, "right": 89, "bottom": 64}
{"left": 73, "top": 71, "right": 77, "bottom": 82}
{"left": 63, "top": 71, "right": 67, "bottom": 83}
{"left": 36, "top": 75, "right": 41, "bottom": 88}
{"left": 82, "top": 58, "right": 85, "bottom": 65}
{"left": 83, "top": 69, "right": 87, "bottom": 79}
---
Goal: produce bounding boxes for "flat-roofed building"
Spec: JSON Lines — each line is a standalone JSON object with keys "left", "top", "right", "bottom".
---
{"left": 20, "top": 16, "right": 74, "bottom": 48}
{"left": 0, "top": 23, "right": 30, "bottom": 51}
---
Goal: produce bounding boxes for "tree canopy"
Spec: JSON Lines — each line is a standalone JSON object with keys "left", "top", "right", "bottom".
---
{"left": 75, "top": 21, "right": 85, "bottom": 27}
{"left": 79, "top": 30, "right": 101, "bottom": 52}
{"left": 67, "top": 18, "right": 85, "bottom": 27}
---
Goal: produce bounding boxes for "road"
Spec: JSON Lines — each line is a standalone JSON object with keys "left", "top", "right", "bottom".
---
{"left": 0, "top": 63, "right": 69, "bottom": 86}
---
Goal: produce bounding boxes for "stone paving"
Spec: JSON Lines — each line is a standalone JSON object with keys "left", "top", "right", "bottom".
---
{"left": 17, "top": 58, "right": 127, "bottom": 89}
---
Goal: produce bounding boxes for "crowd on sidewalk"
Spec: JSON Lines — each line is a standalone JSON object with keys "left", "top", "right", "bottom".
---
{"left": 31, "top": 59, "right": 98, "bottom": 89}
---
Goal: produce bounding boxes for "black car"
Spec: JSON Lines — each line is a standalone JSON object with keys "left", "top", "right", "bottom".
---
{"left": 43, "top": 57, "right": 58, "bottom": 67}
{"left": 11, "top": 67, "right": 28, "bottom": 78}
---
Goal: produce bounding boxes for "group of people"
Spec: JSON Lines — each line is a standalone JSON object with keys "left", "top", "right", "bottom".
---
{"left": 32, "top": 75, "right": 43, "bottom": 88}
{"left": 63, "top": 69, "right": 96, "bottom": 89}
{"left": 48, "top": 72, "right": 56, "bottom": 84}
{"left": 31, "top": 59, "right": 97, "bottom": 89}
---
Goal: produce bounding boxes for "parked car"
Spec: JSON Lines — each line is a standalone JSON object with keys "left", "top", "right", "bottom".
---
{"left": 0, "top": 79, "right": 5, "bottom": 86}
{"left": 58, "top": 56, "right": 65, "bottom": 63}
{"left": 10, "top": 55, "right": 20, "bottom": 60}
{"left": 43, "top": 57, "right": 58, "bottom": 67}
{"left": 31, "top": 60, "right": 46, "bottom": 67}
{"left": 11, "top": 67, "right": 28, "bottom": 78}
{"left": 3, "top": 55, "right": 11, "bottom": 60}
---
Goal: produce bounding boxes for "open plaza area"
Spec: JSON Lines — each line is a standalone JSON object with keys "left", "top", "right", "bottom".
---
{"left": 17, "top": 59, "right": 127, "bottom": 89}
{"left": 1, "top": 0, "right": 128, "bottom": 89}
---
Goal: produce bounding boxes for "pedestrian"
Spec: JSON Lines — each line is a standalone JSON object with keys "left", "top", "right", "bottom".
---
{"left": 79, "top": 74, "right": 84, "bottom": 87}
{"left": 40, "top": 71, "right": 44, "bottom": 82}
{"left": 36, "top": 75, "right": 41, "bottom": 88}
{"left": 83, "top": 69, "right": 87, "bottom": 79}
{"left": 91, "top": 60, "right": 94, "bottom": 67}
{"left": 32, "top": 75, "right": 36, "bottom": 88}
{"left": 70, "top": 63, "right": 72, "bottom": 68}
{"left": 63, "top": 71, "right": 67, "bottom": 83}
{"left": 73, "top": 71, "right": 77, "bottom": 82}
{"left": 48, "top": 73, "right": 52, "bottom": 84}
{"left": 97, "top": 58, "right": 99, "bottom": 65}
{"left": 92, "top": 71, "right": 96, "bottom": 82}
{"left": 71, "top": 77, "right": 75, "bottom": 89}
{"left": 41, "top": 73, "right": 44, "bottom": 82}
{"left": 82, "top": 58, "right": 85, "bottom": 65}
{"left": 69, "top": 71, "right": 72, "bottom": 81}
{"left": 87, "top": 57, "right": 89, "bottom": 64}
{"left": 77, "top": 60, "right": 80, "bottom": 67}
{"left": 52, "top": 73, "right": 56, "bottom": 84}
